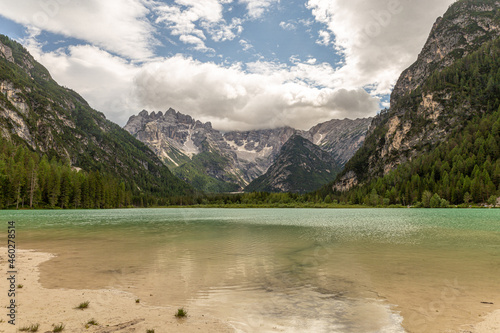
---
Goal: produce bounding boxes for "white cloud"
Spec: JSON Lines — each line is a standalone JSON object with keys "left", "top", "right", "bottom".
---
{"left": 316, "top": 30, "right": 331, "bottom": 46}
{"left": 134, "top": 56, "right": 379, "bottom": 131}
{"left": 238, "top": 0, "right": 279, "bottom": 19}
{"left": 279, "top": 21, "right": 296, "bottom": 31}
{"left": 204, "top": 18, "right": 243, "bottom": 42}
{"left": 0, "top": 0, "right": 155, "bottom": 60}
{"left": 1, "top": 0, "right": 460, "bottom": 132}
{"left": 307, "top": 0, "right": 456, "bottom": 94}
{"left": 24, "top": 35, "right": 141, "bottom": 125}
{"left": 154, "top": 0, "right": 242, "bottom": 52}
{"left": 23, "top": 31, "right": 378, "bottom": 130}
{"left": 239, "top": 39, "right": 253, "bottom": 51}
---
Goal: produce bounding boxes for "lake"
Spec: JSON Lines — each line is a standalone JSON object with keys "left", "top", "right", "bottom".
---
{"left": 1, "top": 208, "right": 500, "bottom": 332}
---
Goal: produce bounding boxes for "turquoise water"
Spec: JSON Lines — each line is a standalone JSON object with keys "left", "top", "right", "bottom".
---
{"left": 1, "top": 208, "right": 499, "bottom": 332}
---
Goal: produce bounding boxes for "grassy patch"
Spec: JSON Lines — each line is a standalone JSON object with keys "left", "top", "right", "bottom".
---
{"left": 19, "top": 324, "right": 39, "bottom": 332}
{"left": 76, "top": 301, "right": 89, "bottom": 310}
{"left": 17, "top": 284, "right": 23, "bottom": 289}
{"left": 85, "top": 319, "right": 98, "bottom": 328}
{"left": 135, "top": 299, "right": 140, "bottom": 303}
{"left": 52, "top": 323, "right": 65, "bottom": 332}
{"left": 175, "top": 308, "right": 187, "bottom": 318}
{"left": 146, "top": 330, "right": 155, "bottom": 333}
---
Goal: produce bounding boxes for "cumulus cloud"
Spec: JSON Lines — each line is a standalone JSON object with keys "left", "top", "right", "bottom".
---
{"left": 133, "top": 56, "right": 379, "bottom": 131}
{"left": 316, "top": 30, "right": 331, "bottom": 46}
{"left": 0, "top": 0, "right": 460, "bottom": 132}
{"left": 238, "top": 0, "right": 279, "bottom": 19}
{"left": 239, "top": 39, "right": 253, "bottom": 51}
{"left": 24, "top": 34, "right": 141, "bottom": 125}
{"left": 307, "top": 0, "right": 456, "bottom": 94}
{"left": 0, "top": 0, "right": 155, "bottom": 60}
{"left": 279, "top": 21, "right": 296, "bottom": 31}
{"left": 23, "top": 29, "right": 378, "bottom": 130}
{"left": 205, "top": 18, "right": 244, "bottom": 42}
{"left": 154, "top": 0, "right": 242, "bottom": 52}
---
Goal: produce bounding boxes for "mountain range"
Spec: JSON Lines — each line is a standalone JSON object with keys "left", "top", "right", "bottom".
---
{"left": 124, "top": 109, "right": 371, "bottom": 193}
{"left": 1, "top": 0, "right": 499, "bottom": 207}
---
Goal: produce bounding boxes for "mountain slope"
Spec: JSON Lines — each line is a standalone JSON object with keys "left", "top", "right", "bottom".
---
{"left": 303, "top": 118, "right": 372, "bottom": 167}
{"left": 124, "top": 109, "right": 251, "bottom": 191}
{"left": 323, "top": 0, "right": 500, "bottom": 205}
{"left": 125, "top": 110, "right": 371, "bottom": 192}
{"left": 332, "top": 0, "right": 500, "bottom": 190}
{"left": 245, "top": 135, "right": 341, "bottom": 193}
{"left": 0, "top": 35, "right": 192, "bottom": 204}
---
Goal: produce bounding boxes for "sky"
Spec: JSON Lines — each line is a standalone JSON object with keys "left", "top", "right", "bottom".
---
{"left": 0, "top": 0, "right": 456, "bottom": 131}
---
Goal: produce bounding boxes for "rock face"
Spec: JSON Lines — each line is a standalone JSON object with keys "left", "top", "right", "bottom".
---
{"left": 392, "top": 0, "right": 500, "bottom": 101}
{"left": 124, "top": 110, "right": 372, "bottom": 192}
{"left": 245, "top": 135, "right": 341, "bottom": 193}
{"left": 0, "top": 35, "right": 191, "bottom": 197}
{"left": 303, "top": 118, "right": 372, "bottom": 167}
{"left": 332, "top": 0, "right": 500, "bottom": 192}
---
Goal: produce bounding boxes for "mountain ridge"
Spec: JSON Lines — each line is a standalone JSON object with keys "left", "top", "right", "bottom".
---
{"left": 245, "top": 134, "right": 341, "bottom": 193}
{"left": 125, "top": 109, "right": 372, "bottom": 192}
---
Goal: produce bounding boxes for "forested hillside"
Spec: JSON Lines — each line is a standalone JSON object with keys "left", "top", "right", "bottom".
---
{"left": 0, "top": 136, "right": 135, "bottom": 208}
{"left": 0, "top": 35, "right": 192, "bottom": 208}
{"left": 319, "top": 29, "right": 500, "bottom": 206}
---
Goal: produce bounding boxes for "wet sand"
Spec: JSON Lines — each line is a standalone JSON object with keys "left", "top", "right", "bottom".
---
{"left": 0, "top": 248, "right": 233, "bottom": 333}
{"left": 1, "top": 247, "right": 499, "bottom": 333}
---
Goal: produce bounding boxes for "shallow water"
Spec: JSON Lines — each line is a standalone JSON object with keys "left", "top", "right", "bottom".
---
{"left": 2, "top": 208, "right": 500, "bottom": 332}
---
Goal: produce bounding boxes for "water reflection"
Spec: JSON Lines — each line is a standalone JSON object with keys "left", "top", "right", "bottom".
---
{"left": 2, "top": 208, "right": 499, "bottom": 333}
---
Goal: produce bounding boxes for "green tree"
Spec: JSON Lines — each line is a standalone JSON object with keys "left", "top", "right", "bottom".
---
{"left": 422, "top": 191, "right": 433, "bottom": 208}
{"left": 430, "top": 193, "right": 442, "bottom": 208}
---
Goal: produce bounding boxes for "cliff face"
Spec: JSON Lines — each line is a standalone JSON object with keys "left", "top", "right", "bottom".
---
{"left": 392, "top": 0, "right": 500, "bottom": 102}
{"left": 0, "top": 35, "right": 191, "bottom": 197}
{"left": 125, "top": 109, "right": 372, "bottom": 192}
{"left": 333, "top": 0, "right": 500, "bottom": 192}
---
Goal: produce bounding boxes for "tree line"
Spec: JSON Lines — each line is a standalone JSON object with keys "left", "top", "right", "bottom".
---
{"left": 0, "top": 137, "right": 133, "bottom": 209}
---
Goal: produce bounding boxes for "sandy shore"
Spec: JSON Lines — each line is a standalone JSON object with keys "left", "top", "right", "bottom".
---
{"left": 1, "top": 247, "right": 499, "bottom": 333}
{"left": 0, "top": 248, "right": 233, "bottom": 333}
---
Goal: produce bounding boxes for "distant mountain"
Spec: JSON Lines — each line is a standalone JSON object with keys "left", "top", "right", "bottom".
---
{"left": 322, "top": 0, "right": 500, "bottom": 206}
{"left": 302, "top": 118, "right": 373, "bottom": 167}
{"left": 245, "top": 135, "right": 341, "bottom": 193}
{"left": 125, "top": 110, "right": 371, "bottom": 192}
{"left": 0, "top": 35, "right": 191, "bottom": 206}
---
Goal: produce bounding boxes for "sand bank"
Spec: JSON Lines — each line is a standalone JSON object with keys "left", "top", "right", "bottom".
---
{"left": 0, "top": 248, "right": 232, "bottom": 333}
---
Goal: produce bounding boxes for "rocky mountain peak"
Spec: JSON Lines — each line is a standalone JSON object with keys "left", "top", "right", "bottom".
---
{"left": 125, "top": 108, "right": 372, "bottom": 192}
{"left": 245, "top": 134, "right": 341, "bottom": 193}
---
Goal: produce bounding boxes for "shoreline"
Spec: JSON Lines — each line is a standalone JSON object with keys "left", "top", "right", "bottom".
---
{"left": 1, "top": 248, "right": 499, "bottom": 333}
{"left": 1, "top": 206, "right": 499, "bottom": 210}
{"left": 0, "top": 248, "right": 232, "bottom": 333}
